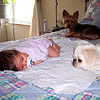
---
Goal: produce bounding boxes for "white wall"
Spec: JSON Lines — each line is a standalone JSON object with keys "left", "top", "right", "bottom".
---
{"left": 41, "top": 0, "right": 85, "bottom": 30}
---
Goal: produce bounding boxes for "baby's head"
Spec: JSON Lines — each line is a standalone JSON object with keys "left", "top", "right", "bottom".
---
{"left": 0, "top": 50, "right": 35, "bottom": 71}
{"left": 0, "top": 50, "right": 19, "bottom": 71}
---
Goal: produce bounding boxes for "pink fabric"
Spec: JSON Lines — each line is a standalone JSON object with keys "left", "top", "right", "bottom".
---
{"left": 15, "top": 39, "right": 51, "bottom": 62}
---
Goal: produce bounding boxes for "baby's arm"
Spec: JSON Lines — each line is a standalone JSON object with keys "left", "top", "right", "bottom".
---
{"left": 35, "top": 60, "right": 44, "bottom": 64}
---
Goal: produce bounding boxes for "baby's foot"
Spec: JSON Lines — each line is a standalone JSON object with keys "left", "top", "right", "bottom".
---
{"left": 56, "top": 44, "right": 61, "bottom": 49}
{"left": 48, "top": 38, "right": 53, "bottom": 42}
{"left": 48, "top": 38, "right": 61, "bottom": 49}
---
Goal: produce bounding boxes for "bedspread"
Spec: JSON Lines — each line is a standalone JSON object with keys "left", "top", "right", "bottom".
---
{"left": 0, "top": 30, "right": 100, "bottom": 100}
{"left": 0, "top": 68, "right": 100, "bottom": 100}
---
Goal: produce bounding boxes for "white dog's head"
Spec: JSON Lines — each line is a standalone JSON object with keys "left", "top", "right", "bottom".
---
{"left": 72, "top": 44, "right": 100, "bottom": 70}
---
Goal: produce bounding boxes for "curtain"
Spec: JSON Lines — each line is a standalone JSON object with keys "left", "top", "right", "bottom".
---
{"left": 29, "top": 0, "right": 43, "bottom": 37}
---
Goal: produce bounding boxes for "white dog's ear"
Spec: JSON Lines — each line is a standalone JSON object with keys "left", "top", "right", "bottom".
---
{"left": 74, "top": 44, "right": 83, "bottom": 54}
{"left": 74, "top": 45, "right": 81, "bottom": 50}
{"left": 73, "top": 45, "right": 79, "bottom": 54}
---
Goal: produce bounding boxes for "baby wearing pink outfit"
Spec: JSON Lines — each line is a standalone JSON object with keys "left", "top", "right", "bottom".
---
{"left": 0, "top": 38, "right": 61, "bottom": 71}
{"left": 15, "top": 39, "right": 52, "bottom": 62}
{"left": 14, "top": 38, "right": 61, "bottom": 71}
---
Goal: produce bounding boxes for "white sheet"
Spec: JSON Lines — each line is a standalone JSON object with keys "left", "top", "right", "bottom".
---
{"left": 9, "top": 38, "right": 100, "bottom": 95}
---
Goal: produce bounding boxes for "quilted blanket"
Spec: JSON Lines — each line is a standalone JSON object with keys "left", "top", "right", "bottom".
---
{"left": 0, "top": 31, "right": 100, "bottom": 100}
{"left": 0, "top": 72, "right": 100, "bottom": 100}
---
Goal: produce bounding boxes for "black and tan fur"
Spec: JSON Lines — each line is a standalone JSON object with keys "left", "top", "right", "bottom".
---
{"left": 63, "top": 9, "right": 100, "bottom": 40}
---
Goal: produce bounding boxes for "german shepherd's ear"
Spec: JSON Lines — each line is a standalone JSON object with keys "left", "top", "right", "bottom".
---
{"left": 63, "top": 9, "right": 70, "bottom": 17}
{"left": 73, "top": 11, "right": 79, "bottom": 20}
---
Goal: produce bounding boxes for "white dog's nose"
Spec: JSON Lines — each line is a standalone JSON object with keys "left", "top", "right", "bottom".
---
{"left": 72, "top": 59, "right": 76, "bottom": 65}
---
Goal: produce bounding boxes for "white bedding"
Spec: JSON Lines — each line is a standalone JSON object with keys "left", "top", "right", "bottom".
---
{"left": 4, "top": 37, "right": 100, "bottom": 95}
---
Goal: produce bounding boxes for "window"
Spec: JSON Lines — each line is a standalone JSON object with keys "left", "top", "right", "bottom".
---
{"left": 13, "top": 0, "right": 35, "bottom": 25}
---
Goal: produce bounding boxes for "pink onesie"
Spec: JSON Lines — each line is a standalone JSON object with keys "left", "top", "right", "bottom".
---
{"left": 15, "top": 39, "right": 51, "bottom": 62}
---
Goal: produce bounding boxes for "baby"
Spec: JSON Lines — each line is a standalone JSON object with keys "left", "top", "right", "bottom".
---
{"left": 0, "top": 38, "right": 61, "bottom": 71}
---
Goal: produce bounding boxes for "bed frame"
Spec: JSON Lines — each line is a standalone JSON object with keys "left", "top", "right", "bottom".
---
{"left": 85, "top": 0, "right": 90, "bottom": 12}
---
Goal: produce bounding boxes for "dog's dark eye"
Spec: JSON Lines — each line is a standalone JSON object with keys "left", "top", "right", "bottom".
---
{"left": 78, "top": 59, "right": 82, "bottom": 63}
{"left": 65, "top": 20, "right": 69, "bottom": 23}
{"left": 71, "top": 20, "right": 74, "bottom": 23}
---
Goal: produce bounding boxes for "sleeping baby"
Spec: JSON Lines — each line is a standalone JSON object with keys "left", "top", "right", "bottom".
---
{"left": 0, "top": 38, "right": 61, "bottom": 71}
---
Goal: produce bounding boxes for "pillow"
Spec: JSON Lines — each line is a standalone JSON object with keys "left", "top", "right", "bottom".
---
{"left": 92, "top": 8, "right": 100, "bottom": 28}
{"left": 84, "top": 0, "right": 97, "bottom": 21}
{"left": 80, "top": 0, "right": 100, "bottom": 24}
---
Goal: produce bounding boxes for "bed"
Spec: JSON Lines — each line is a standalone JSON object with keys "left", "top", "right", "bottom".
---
{"left": 1, "top": 0, "right": 100, "bottom": 100}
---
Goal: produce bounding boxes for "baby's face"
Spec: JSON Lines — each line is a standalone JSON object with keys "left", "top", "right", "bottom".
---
{"left": 14, "top": 52, "right": 29, "bottom": 71}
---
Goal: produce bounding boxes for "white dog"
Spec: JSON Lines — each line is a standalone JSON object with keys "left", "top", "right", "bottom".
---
{"left": 73, "top": 44, "right": 100, "bottom": 70}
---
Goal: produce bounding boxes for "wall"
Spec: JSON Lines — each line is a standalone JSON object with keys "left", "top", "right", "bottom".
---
{"left": 7, "top": 24, "right": 30, "bottom": 41}
{"left": 0, "top": 24, "right": 30, "bottom": 42}
{"left": 41, "top": 0, "right": 85, "bottom": 30}
{"left": 0, "top": 0, "right": 85, "bottom": 42}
